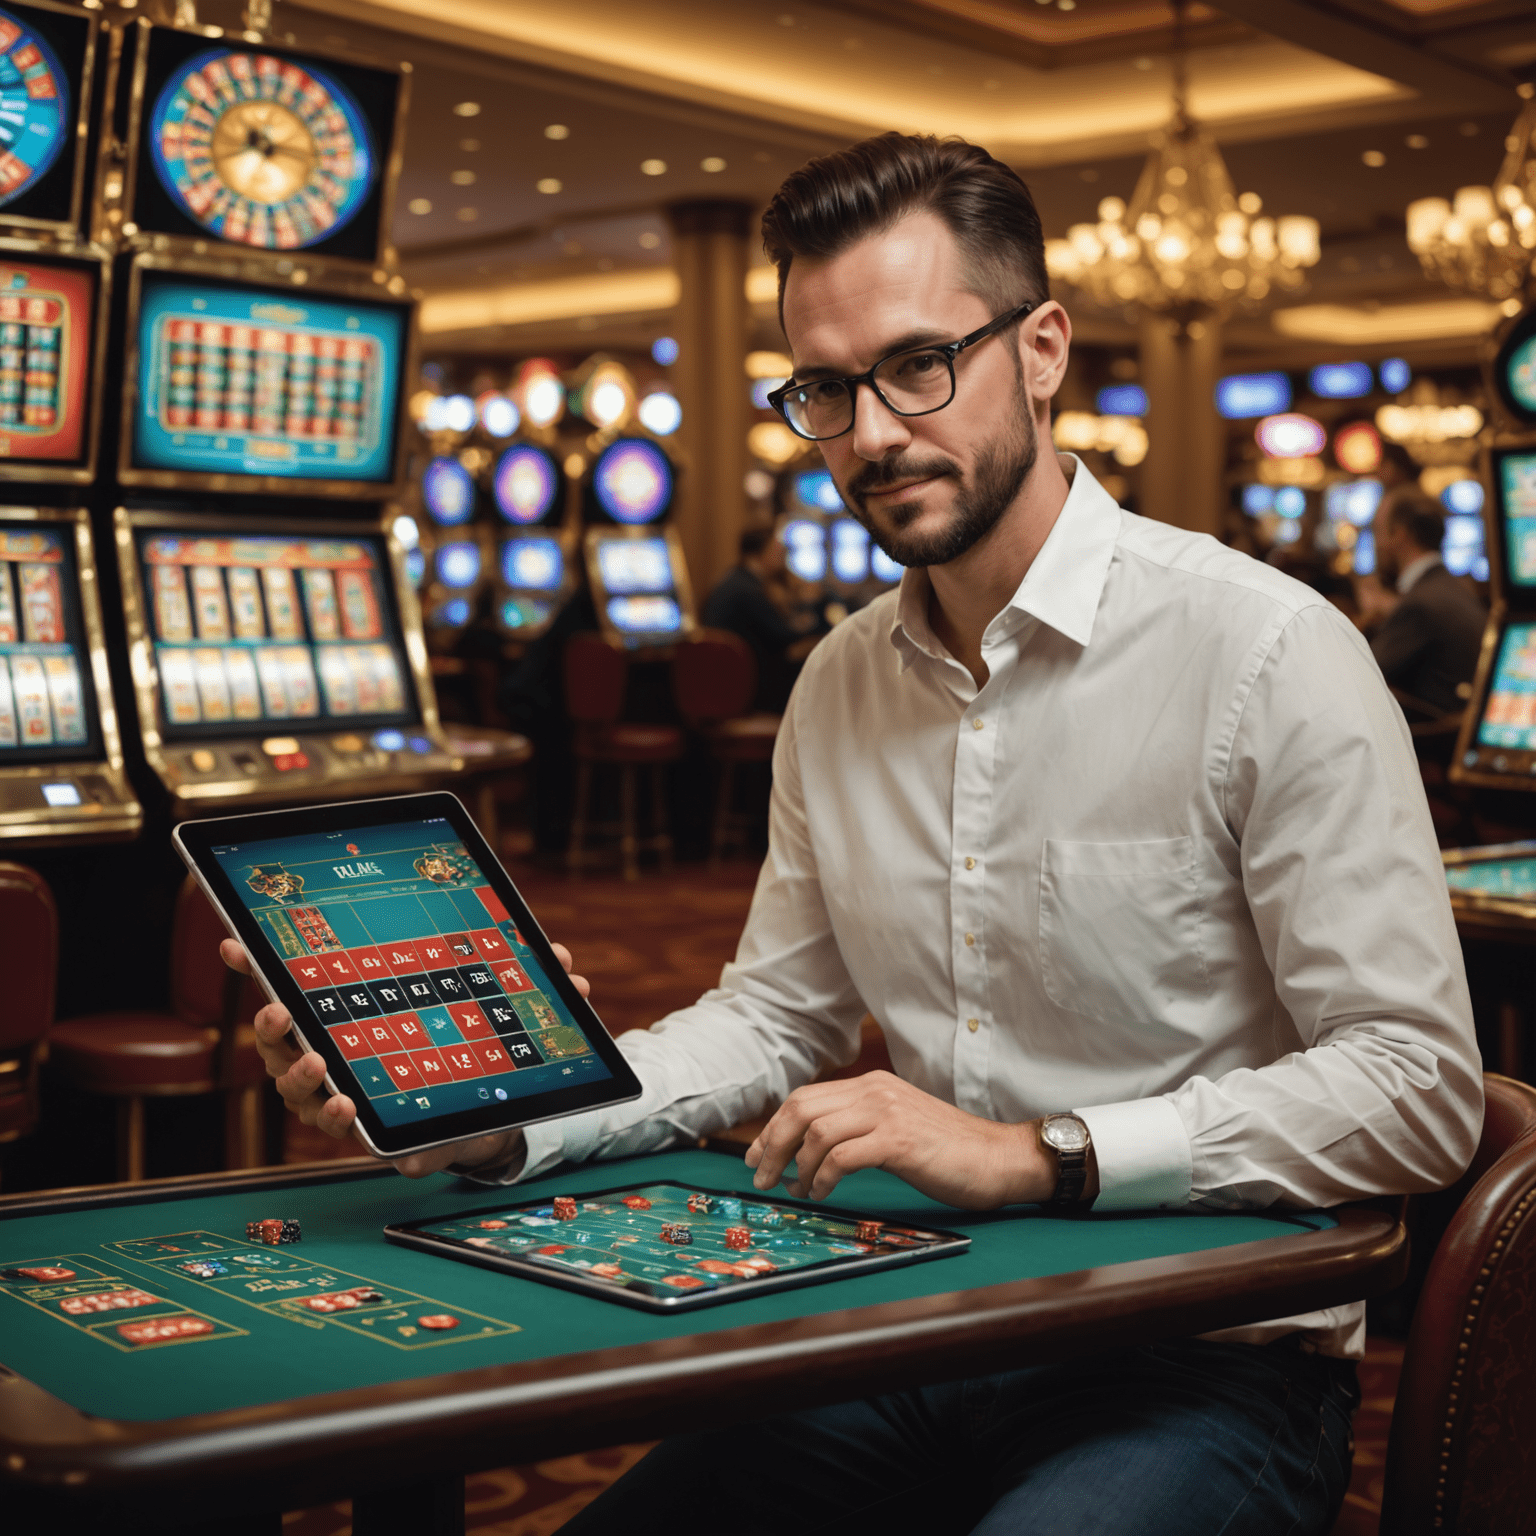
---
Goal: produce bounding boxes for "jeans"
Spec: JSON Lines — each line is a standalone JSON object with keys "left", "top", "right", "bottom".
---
{"left": 559, "top": 1338, "right": 1360, "bottom": 1535}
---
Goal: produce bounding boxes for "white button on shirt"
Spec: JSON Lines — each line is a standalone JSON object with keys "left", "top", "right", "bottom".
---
{"left": 517, "top": 457, "right": 1482, "bottom": 1358}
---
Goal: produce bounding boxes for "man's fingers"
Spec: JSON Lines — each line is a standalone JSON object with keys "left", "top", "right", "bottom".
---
{"left": 220, "top": 938, "right": 253, "bottom": 975}
{"left": 747, "top": 1081, "right": 860, "bottom": 1190}
{"left": 781, "top": 1106, "right": 879, "bottom": 1198}
{"left": 569, "top": 973, "right": 590, "bottom": 999}
{"left": 803, "top": 1131, "right": 882, "bottom": 1201}
{"left": 550, "top": 944, "right": 591, "bottom": 998}
{"left": 395, "top": 1131, "right": 517, "bottom": 1181}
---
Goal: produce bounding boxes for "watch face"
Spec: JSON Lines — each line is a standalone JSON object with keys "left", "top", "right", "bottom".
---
{"left": 1043, "top": 1116, "right": 1089, "bottom": 1153}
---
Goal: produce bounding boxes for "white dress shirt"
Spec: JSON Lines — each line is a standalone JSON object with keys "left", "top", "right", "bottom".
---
{"left": 514, "top": 456, "right": 1483, "bottom": 1358}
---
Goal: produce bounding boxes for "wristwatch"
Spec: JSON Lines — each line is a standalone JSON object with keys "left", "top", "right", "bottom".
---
{"left": 1038, "top": 1113, "right": 1092, "bottom": 1206}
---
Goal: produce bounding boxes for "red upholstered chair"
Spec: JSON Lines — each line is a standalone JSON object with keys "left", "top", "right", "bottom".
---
{"left": 48, "top": 876, "right": 269, "bottom": 1182}
{"left": 1377, "top": 1073, "right": 1536, "bottom": 1535}
{"left": 564, "top": 630, "right": 684, "bottom": 880}
{"left": 672, "top": 629, "right": 781, "bottom": 865}
{"left": 0, "top": 863, "right": 58, "bottom": 1172}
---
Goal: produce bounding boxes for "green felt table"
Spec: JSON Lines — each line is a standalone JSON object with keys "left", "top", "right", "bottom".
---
{"left": 0, "top": 1146, "right": 1406, "bottom": 1534}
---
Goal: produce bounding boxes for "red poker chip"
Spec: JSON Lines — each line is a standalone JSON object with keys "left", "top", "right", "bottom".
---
{"left": 417, "top": 1313, "right": 459, "bottom": 1330}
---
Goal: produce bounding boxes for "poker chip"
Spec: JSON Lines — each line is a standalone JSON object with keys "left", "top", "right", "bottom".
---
{"left": 418, "top": 1313, "right": 459, "bottom": 1330}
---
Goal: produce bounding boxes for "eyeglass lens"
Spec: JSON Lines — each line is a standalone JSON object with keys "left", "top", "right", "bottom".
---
{"left": 782, "top": 348, "right": 955, "bottom": 440}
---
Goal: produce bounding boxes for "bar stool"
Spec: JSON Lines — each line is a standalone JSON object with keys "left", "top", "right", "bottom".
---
{"left": 673, "top": 629, "right": 782, "bottom": 864}
{"left": 564, "top": 631, "right": 684, "bottom": 880}
{"left": 48, "top": 876, "right": 269, "bottom": 1182}
{"left": 0, "top": 862, "right": 58, "bottom": 1180}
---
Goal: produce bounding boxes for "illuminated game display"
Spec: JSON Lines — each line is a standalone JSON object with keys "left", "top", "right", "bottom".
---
{"left": 497, "top": 532, "right": 572, "bottom": 638}
{"left": 829, "top": 517, "right": 869, "bottom": 585}
{"left": 421, "top": 456, "right": 473, "bottom": 527}
{"left": 1444, "top": 853, "right": 1536, "bottom": 901}
{"left": 585, "top": 528, "right": 693, "bottom": 647}
{"left": 493, "top": 444, "right": 560, "bottom": 525}
{"left": 148, "top": 50, "right": 374, "bottom": 253}
{"left": 130, "top": 24, "right": 400, "bottom": 264}
{"left": 0, "top": 518, "right": 97, "bottom": 758}
{"left": 1501, "top": 452, "right": 1536, "bottom": 586}
{"left": 783, "top": 518, "right": 826, "bottom": 582}
{"left": 0, "top": 254, "right": 95, "bottom": 469}
{"left": 1477, "top": 624, "right": 1536, "bottom": 754}
{"left": 1491, "top": 304, "right": 1536, "bottom": 427}
{"left": 212, "top": 823, "right": 610, "bottom": 1128}
{"left": 590, "top": 437, "right": 672, "bottom": 525}
{"left": 128, "top": 268, "right": 406, "bottom": 489}
{"left": 136, "top": 530, "right": 413, "bottom": 736}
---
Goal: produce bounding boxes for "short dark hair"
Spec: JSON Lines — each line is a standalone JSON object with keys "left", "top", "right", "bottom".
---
{"left": 760, "top": 133, "right": 1048, "bottom": 326}
{"left": 1384, "top": 488, "right": 1445, "bottom": 553}
{"left": 739, "top": 526, "right": 774, "bottom": 560}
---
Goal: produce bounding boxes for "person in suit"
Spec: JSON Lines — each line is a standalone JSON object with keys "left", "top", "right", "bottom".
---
{"left": 1370, "top": 488, "right": 1487, "bottom": 717}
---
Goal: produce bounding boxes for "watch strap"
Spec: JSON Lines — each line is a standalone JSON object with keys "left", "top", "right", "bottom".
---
{"left": 1040, "top": 1113, "right": 1090, "bottom": 1207}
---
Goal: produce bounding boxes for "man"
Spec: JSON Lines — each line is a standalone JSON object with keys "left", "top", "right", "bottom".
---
{"left": 1370, "top": 486, "right": 1487, "bottom": 717}
{"left": 228, "top": 134, "right": 1480, "bottom": 1533}
{"left": 701, "top": 525, "right": 820, "bottom": 710}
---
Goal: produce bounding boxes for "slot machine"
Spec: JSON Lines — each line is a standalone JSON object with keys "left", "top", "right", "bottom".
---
{"left": 779, "top": 468, "right": 901, "bottom": 618}
{"left": 493, "top": 441, "right": 575, "bottom": 642}
{"left": 417, "top": 451, "right": 484, "bottom": 639}
{"left": 0, "top": 5, "right": 140, "bottom": 844}
{"left": 582, "top": 435, "right": 696, "bottom": 649}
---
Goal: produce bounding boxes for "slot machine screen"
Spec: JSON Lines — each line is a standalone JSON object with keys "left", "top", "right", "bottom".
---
{"left": 870, "top": 545, "right": 903, "bottom": 585}
{"left": 133, "top": 26, "right": 399, "bottom": 263}
{"left": 0, "top": 517, "right": 100, "bottom": 760}
{"left": 136, "top": 529, "right": 417, "bottom": 741}
{"left": 494, "top": 444, "right": 560, "bottom": 525}
{"left": 1492, "top": 305, "right": 1536, "bottom": 428}
{"left": 501, "top": 535, "right": 562, "bottom": 592}
{"left": 591, "top": 438, "right": 672, "bottom": 525}
{"left": 1444, "top": 854, "right": 1536, "bottom": 901}
{"left": 0, "top": 254, "right": 95, "bottom": 468}
{"left": 129, "top": 268, "right": 407, "bottom": 488}
{"left": 593, "top": 533, "right": 683, "bottom": 639}
{"left": 1477, "top": 623, "right": 1536, "bottom": 754}
{"left": 783, "top": 518, "right": 826, "bottom": 582}
{"left": 1496, "top": 450, "right": 1536, "bottom": 587}
{"left": 421, "top": 456, "right": 474, "bottom": 527}
{"left": 794, "top": 470, "right": 844, "bottom": 513}
{"left": 830, "top": 518, "right": 870, "bottom": 584}
{"left": 0, "top": 1, "right": 94, "bottom": 231}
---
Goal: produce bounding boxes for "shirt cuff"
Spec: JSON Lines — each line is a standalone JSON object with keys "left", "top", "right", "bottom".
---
{"left": 1074, "top": 1096, "right": 1192, "bottom": 1211}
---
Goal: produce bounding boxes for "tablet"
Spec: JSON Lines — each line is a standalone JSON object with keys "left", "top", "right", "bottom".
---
{"left": 174, "top": 792, "right": 642, "bottom": 1159}
{"left": 384, "top": 1181, "right": 970, "bottom": 1311}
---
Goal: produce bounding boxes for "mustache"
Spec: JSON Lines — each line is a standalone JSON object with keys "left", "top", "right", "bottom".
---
{"left": 845, "top": 454, "right": 959, "bottom": 501}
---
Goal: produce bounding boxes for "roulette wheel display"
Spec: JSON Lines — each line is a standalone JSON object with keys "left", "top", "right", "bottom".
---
{"left": 148, "top": 48, "right": 375, "bottom": 251}
{"left": 0, "top": 4, "right": 71, "bottom": 211}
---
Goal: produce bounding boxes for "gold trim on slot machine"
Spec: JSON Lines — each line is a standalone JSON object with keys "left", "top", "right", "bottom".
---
{"left": 115, "top": 248, "right": 417, "bottom": 501}
{"left": 0, "top": 505, "right": 141, "bottom": 845}
{"left": 1441, "top": 840, "right": 1536, "bottom": 933}
{"left": 114, "top": 506, "right": 461, "bottom": 817}
{"left": 103, "top": 16, "right": 409, "bottom": 272}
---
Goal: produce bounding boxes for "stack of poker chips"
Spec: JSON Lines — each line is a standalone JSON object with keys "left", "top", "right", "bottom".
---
{"left": 717, "top": 1197, "right": 743, "bottom": 1221}
{"left": 552, "top": 1196, "right": 577, "bottom": 1220}
{"left": 246, "top": 1217, "right": 301, "bottom": 1245}
{"left": 724, "top": 1227, "right": 751, "bottom": 1251}
{"left": 659, "top": 1224, "right": 693, "bottom": 1246}
{"left": 856, "top": 1220, "right": 884, "bottom": 1243}
{"left": 686, "top": 1192, "right": 713, "bottom": 1215}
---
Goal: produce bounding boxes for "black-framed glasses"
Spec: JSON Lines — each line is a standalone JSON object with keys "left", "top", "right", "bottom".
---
{"left": 767, "top": 302, "right": 1037, "bottom": 442}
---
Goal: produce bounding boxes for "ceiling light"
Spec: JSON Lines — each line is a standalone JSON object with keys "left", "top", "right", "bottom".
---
{"left": 456, "top": 207, "right": 478, "bottom": 222}
{"left": 637, "top": 391, "right": 682, "bottom": 436}
{"left": 537, "top": 178, "right": 562, "bottom": 194}
{"left": 652, "top": 336, "right": 679, "bottom": 365}
{"left": 746, "top": 350, "right": 793, "bottom": 379}
{"left": 407, "top": 198, "right": 432, "bottom": 215}
{"left": 450, "top": 170, "right": 476, "bottom": 186}
{"left": 701, "top": 157, "right": 726, "bottom": 173}
{"left": 544, "top": 124, "right": 569, "bottom": 140}
{"left": 460, "top": 138, "right": 480, "bottom": 152}
{"left": 639, "top": 232, "right": 661, "bottom": 249}
{"left": 641, "top": 159, "right": 667, "bottom": 176}
{"left": 453, "top": 102, "right": 480, "bottom": 117}
{"left": 1362, "top": 150, "right": 1386, "bottom": 167}
{"left": 1273, "top": 300, "right": 1504, "bottom": 343}
{"left": 1406, "top": 135, "right": 1428, "bottom": 149}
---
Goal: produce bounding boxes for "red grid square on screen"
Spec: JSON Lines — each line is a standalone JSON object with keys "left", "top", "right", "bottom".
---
{"left": 380, "top": 942, "right": 424, "bottom": 975}
{"left": 494, "top": 958, "right": 535, "bottom": 993}
{"left": 362, "top": 1020, "right": 401, "bottom": 1054}
{"left": 414, "top": 936, "right": 455, "bottom": 971}
{"left": 386, "top": 1012, "right": 428, "bottom": 1049}
{"left": 380, "top": 1053, "right": 425, "bottom": 1090}
{"left": 440, "top": 1046, "right": 483, "bottom": 1081}
{"left": 447, "top": 1001, "right": 493, "bottom": 1039}
{"left": 319, "top": 952, "right": 361, "bottom": 986}
{"left": 475, "top": 886, "right": 510, "bottom": 923}
{"left": 411, "top": 1047, "right": 450, "bottom": 1084}
{"left": 471, "top": 929, "right": 511, "bottom": 961}
{"left": 329, "top": 1024, "right": 374, "bottom": 1060}
{"left": 470, "top": 1039, "right": 511, "bottom": 1074}
{"left": 286, "top": 957, "right": 329, "bottom": 990}
{"left": 349, "top": 946, "right": 390, "bottom": 982}
{"left": 441, "top": 931, "right": 476, "bottom": 960}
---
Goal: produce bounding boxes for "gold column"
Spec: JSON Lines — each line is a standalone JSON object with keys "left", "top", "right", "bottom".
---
{"left": 1137, "top": 309, "right": 1224, "bottom": 536}
{"left": 667, "top": 200, "right": 753, "bottom": 593}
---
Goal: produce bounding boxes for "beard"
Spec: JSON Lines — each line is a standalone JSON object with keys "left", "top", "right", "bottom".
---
{"left": 843, "top": 392, "right": 1038, "bottom": 569}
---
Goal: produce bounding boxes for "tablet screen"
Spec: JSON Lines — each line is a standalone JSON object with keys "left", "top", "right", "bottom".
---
{"left": 181, "top": 795, "right": 638, "bottom": 1152}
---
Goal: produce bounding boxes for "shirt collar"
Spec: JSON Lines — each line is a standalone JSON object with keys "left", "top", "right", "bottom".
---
{"left": 1397, "top": 550, "right": 1442, "bottom": 595}
{"left": 889, "top": 454, "right": 1122, "bottom": 668}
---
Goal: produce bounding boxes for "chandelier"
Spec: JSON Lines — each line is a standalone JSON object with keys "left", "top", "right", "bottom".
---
{"left": 1406, "top": 86, "right": 1536, "bottom": 306}
{"left": 1045, "top": 4, "right": 1320, "bottom": 315}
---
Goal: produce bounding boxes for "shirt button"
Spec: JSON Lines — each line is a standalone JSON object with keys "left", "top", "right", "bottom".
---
{"left": 972, "top": 718, "right": 984, "bottom": 731}
{"left": 964, "top": 856, "right": 975, "bottom": 870}
{"left": 964, "top": 932, "right": 975, "bottom": 946}
{"left": 967, "top": 1017, "right": 980, "bottom": 1033}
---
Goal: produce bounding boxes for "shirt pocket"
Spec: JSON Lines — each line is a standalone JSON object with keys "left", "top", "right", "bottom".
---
{"left": 1039, "top": 836, "right": 1211, "bottom": 1030}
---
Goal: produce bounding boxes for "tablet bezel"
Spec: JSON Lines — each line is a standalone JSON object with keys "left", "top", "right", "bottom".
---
{"left": 383, "top": 1181, "right": 972, "bottom": 1312}
{"left": 173, "top": 791, "right": 643, "bottom": 1159}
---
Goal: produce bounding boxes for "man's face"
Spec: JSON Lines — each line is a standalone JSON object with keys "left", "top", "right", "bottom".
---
{"left": 781, "top": 211, "right": 1043, "bottom": 568}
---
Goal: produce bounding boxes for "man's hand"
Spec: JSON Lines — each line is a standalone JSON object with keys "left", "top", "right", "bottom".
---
{"left": 744, "top": 1071, "right": 1098, "bottom": 1210}
{"left": 220, "top": 939, "right": 592, "bottom": 1181}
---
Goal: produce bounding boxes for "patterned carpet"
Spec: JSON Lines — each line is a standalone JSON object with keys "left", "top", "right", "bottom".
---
{"left": 282, "top": 858, "right": 1402, "bottom": 1536}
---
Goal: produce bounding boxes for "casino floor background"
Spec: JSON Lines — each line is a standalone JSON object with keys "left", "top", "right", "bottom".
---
{"left": 2, "top": 0, "right": 1536, "bottom": 1530}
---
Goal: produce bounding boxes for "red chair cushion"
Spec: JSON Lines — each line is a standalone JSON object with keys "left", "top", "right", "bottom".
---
{"left": 674, "top": 630, "right": 757, "bottom": 723}
{"left": 564, "top": 633, "right": 629, "bottom": 724}
{"left": 0, "top": 862, "right": 56, "bottom": 1053}
{"left": 49, "top": 1015, "right": 218, "bottom": 1094}
{"left": 575, "top": 722, "right": 685, "bottom": 763}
